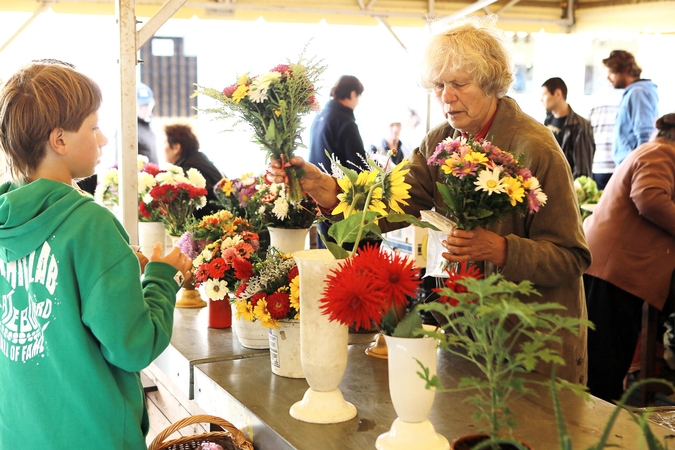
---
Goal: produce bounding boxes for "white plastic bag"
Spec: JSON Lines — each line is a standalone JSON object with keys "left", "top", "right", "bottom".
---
{"left": 419, "top": 210, "right": 456, "bottom": 278}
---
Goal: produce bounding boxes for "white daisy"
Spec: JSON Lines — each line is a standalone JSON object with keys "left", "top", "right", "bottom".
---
{"left": 206, "top": 278, "right": 229, "bottom": 300}
{"left": 474, "top": 168, "right": 506, "bottom": 195}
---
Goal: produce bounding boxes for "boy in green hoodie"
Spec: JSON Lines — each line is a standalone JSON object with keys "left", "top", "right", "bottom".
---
{"left": 0, "top": 62, "right": 193, "bottom": 448}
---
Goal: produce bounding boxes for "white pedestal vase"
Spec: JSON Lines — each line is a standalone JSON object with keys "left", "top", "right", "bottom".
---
{"left": 232, "top": 305, "right": 269, "bottom": 349}
{"left": 268, "top": 319, "right": 303, "bottom": 378}
{"left": 376, "top": 332, "right": 449, "bottom": 450}
{"left": 268, "top": 227, "right": 309, "bottom": 254}
{"left": 289, "top": 249, "right": 356, "bottom": 424}
{"left": 138, "top": 221, "right": 166, "bottom": 256}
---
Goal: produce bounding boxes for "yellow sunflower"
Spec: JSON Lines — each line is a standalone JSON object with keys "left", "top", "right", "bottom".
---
{"left": 382, "top": 160, "right": 412, "bottom": 213}
{"left": 333, "top": 169, "right": 387, "bottom": 217}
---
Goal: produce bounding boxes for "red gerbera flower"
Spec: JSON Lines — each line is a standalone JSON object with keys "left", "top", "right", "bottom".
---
{"left": 208, "top": 257, "right": 228, "bottom": 279}
{"left": 266, "top": 292, "right": 291, "bottom": 320}
{"left": 233, "top": 257, "right": 254, "bottom": 280}
{"left": 433, "top": 262, "right": 483, "bottom": 305}
{"left": 139, "top": 201, "right": 151, "bottom": 219}
{"left": 250, "top": 292, "right": 266, "bottom": 308}
{"left": 320, "top": 257, "right": 388, "bottom": 331}
{"left": 369, "top": 249, "right": 422, "bottom": 311}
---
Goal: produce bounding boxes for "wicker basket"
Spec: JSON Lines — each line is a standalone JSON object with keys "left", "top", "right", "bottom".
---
{"left": 148, "top": 414, "right": 254, "bottom": 450}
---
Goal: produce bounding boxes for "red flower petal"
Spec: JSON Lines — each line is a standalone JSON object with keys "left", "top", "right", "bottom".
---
{"left": 266, "top": 292, "right": 291, "bottom": 319}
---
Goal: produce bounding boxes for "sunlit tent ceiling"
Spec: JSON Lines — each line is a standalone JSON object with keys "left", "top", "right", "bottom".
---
{"left": 2, "top": 0, "right": 675, "bottom": 33}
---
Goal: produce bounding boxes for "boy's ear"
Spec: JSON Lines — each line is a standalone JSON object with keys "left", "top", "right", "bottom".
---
{"left": 48, "top": 127, "right": 67, "bottom": 156}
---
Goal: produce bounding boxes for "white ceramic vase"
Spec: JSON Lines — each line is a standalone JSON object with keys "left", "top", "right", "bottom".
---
{"left": 376, "top": 332, "right": 449, "bottom": 450}
{"left": 268, "top": 319, "right": 303, "bottom": 378}
{"left": 138, "top": 221, "right": 166, "bottom": 256}
{"left": 289, "top": 249, "right": 356, "bottom": 424}
{"left": 268, "top": 227, "right": 309, "bottom": 254}
{"left": 232, "top": 305, "right": 269, "bottom": 349}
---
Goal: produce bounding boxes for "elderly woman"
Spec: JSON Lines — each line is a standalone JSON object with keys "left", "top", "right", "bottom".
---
{"left": 271, "top": 18, "right": 590, "bottom": 384}
{"left": 584, "top": 113, "right": 675, "bottom": 402}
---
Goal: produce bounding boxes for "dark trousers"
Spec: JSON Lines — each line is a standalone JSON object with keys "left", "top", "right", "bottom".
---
{"left": 584, "top": 274, "right": 644, "bottom": 402}
{"left": 593, "top": 173, "right": 613, "bottom": 191}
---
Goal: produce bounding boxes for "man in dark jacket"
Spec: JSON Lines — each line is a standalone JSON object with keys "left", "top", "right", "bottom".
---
{"left": 308, "top": 75, "right": 368, "bottom": 248}
{"left": 541, "top": 77, "right": 595, "bottom": 179}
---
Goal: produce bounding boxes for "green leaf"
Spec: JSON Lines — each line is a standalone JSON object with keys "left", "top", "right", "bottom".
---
{"left": 386, "top": 212, "right": 440, "bottom": 231}
{"left": 328, "top": 211, "right": 379, "bottom": 245}
{"left": 324, "top": 240, "right": 349, "bottom": 260}
{"left": 436, "top": 182, "right": 460, "bottom": 213}
{"left": 392, "top": 307, "right": 424, "bottom": 338}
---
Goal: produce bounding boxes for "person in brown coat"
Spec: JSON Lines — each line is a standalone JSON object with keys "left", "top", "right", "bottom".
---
{"left": 269, "top": 17, "right": 591, "bottom": 385}
{"left": 584, "top": 113, "right": 675, "bottom": 402}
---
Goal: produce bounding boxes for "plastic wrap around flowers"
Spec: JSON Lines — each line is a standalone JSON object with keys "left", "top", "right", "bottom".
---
{"left": 233, "top": 248, "right": 299, "bottom": 329}
{"left": 428, "top": 135, "right": 547, "bottom": 230}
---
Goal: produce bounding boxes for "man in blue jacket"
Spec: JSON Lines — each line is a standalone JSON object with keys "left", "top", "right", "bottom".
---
{"left": 602, "top": 50, "right": 659, "bottom": 166}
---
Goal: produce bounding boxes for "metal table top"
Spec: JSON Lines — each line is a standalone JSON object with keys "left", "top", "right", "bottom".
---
{"left": 153, "top": 307, "right": 377, "bottom": 398}
{"left": 193, "top": 343, "right": 675, "bottom": 450}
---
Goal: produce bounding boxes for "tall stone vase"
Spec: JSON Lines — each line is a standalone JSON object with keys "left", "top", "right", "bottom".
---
{"left": 376, "top": 331, "right": 449, "bottom": 450}
{"left": 289, "top": 249, "right": 357, "bottom": 424}
{"left": 268, "top": 227, "right": 310, "bottom": 254}
{"left": 169, "top": 235, "right": 206, "bottom": 309}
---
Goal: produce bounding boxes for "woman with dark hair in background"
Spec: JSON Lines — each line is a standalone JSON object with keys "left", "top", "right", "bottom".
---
{"left": 584, "top": 113, "right": 675, "bottom": 402}
{"left": 164, "top": 123, "right": 223, "bottom": 218}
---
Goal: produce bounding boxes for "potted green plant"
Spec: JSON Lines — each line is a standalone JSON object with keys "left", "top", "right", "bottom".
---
{"left": 418, "top": 265, "right": 592, "bottom": 449}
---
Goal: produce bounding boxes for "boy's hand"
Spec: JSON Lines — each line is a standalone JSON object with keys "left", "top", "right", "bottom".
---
{"left": 150, "top": 243, "right": 193, "bottom": 282}
{"left": 135, "top": 251, "right": 149, "bottom": 274}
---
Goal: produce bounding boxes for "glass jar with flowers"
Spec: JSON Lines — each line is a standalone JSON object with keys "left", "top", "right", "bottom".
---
{"left": 196, "top": 50, "right": 326, "bottom": 203}
{"left": 190, "top": 215, "right": 260, "bottom": 328}
{"left": 252, "top": 182, "right": 319, "bottom": 254}
{"left": 234, "top": 248, "right": 302, "bottom": 376}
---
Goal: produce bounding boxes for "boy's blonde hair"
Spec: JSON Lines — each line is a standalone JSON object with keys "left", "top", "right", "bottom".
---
{"left": 0, "top": 62, "right": 102, "bottom": 183}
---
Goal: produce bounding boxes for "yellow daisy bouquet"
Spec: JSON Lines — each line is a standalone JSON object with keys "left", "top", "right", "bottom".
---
{"left": 232, "top": 248, "right": 300, "bottom": 329}
{"left": 427, "top": 135, "right": 547, "bottom": 230}
{"left": 324, "top": 156, "right": 436, "bottom": 260}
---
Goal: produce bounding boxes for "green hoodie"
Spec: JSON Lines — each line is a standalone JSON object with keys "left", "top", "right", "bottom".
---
{"left": 0, "top": 179, "right": 180, "bottom": 449}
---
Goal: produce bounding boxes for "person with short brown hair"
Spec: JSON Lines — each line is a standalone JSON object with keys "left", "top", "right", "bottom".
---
{"left": 0, "top": 61, "right": 192, "bottom": 448}
{"left": 602, "top": 50, "right": 659, "bottom": 166}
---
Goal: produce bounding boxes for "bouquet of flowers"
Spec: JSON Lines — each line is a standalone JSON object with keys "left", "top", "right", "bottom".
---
{"left": 196, "top": 50, "right": 326, "bottom": 203}
{"left": 94, "top": 155, "right": 163, "bottom": 218}
{"left": 213, "top": 173, "right": 264, "bottom": 231}
{"left": 233, "top": 248, "right": 300, "bottom": 329}
{"left": 427, "top": 135, "right": 547, "bottom": 230}
{"left": 252, "top": 182, "right": 318, "bottom": 229}
{"left": 574, "top": 175, "right": 602, "bottom": 220}
{"left": 177, "top": 209, "right": 260, "bottom": 259}
{"left": 191, "top": 224, "right": 260, "bottom": 301}
{"left": 140, "top": 165, "right": 209, "bottom": 236}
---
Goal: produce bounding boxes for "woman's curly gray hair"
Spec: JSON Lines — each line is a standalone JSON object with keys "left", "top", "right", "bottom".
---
{"left": 421, "top": 16, "right": 514, "bottom": 99}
